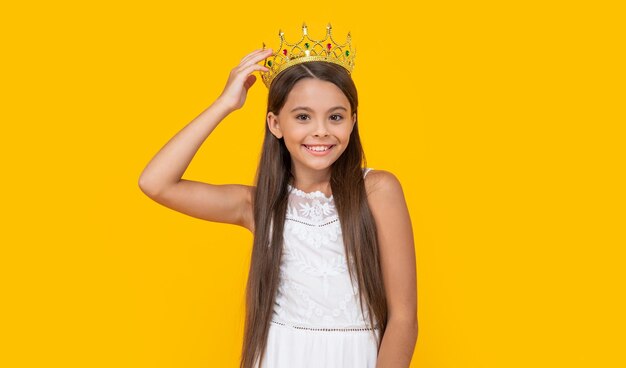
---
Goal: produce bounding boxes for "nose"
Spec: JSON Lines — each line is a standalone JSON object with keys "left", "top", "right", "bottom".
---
{"left": 312, "top": 120, "right": 330, "bottom": 137}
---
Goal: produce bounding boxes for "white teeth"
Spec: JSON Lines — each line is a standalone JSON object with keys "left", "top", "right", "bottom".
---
{"left": 305, "top": 145, "right": 331, "bottom": 152}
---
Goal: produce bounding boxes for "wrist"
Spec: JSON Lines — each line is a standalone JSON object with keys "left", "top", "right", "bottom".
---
{"left": 213, "top": 96, "right": 237, "bottom": 114}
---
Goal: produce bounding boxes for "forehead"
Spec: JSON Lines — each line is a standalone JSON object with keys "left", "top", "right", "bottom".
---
{"left": 284, "top": 78, "right": 350, "bottom": 111}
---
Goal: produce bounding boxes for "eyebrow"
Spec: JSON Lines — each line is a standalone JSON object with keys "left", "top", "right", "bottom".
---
{"left": 290, "top": 106, "right": 348, "bottom": 113}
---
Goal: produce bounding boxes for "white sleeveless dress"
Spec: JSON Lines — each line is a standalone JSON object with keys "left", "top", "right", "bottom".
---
{"left": 257, "top": 167, "right": 380, "bottom": 368}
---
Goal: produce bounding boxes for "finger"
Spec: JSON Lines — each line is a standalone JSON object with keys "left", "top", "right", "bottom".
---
{"left": 233, "top": 60, "right": 269, "bottom": 77}
{"left": 230, "top": 63, "right": 267, "bottom": 85}
{"left": 240, "top": 48, "right": 273, "bottom": 66}
{"left": 235, "top": 63, "right": 269, "bottom": 81}
{"left": 239, "top": 49, "right": 274, "bottom": 71}
{"left": 239, "top": 50, "right": 273, "bottom": 72}
{"left": 239, "top": 48, "right": 264, "bottom": 64}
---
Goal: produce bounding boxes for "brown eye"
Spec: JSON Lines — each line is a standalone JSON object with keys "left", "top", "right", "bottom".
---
{"left": 330, "top": 114, "right": 343, "bottom": 121}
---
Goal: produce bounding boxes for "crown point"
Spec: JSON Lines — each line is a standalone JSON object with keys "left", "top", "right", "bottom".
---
{"left": 260, "top": 23, "right": 357, "bottom": 86}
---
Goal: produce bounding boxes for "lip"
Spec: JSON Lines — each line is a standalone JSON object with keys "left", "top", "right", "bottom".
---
{"left": 302, "top": 144, "right": 335, "bottom": 156}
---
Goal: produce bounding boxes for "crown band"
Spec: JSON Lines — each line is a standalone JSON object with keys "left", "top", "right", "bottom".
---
{"left": 260, "top": 22, "right": 356, "bottom": 89}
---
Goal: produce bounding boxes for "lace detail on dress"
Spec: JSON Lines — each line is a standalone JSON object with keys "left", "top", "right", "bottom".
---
{"left": 274, "top": 270, "right": 371, "bottom": 327}
{"left": 285, "top": 246, "right": 349, "bottom": 298}
{"left": 287, "top": 184, "right": 334, "bottom": 201}
{"left": 287, "top": 195, "right": 336, "bottom": 223}
{"left": 284, "top": 192, "right": 341, "bottom": 249}
{"left": 270, "top": 168, "right": 377, "bottom": 329}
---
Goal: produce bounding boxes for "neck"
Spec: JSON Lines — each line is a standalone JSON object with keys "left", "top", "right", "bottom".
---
{"left": 290, "top": 166, "right": 332, "bottom": 194}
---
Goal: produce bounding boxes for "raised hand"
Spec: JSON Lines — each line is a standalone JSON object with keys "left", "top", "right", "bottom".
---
{"left": 217, "top": 47, "right": 273, "bottom": 111}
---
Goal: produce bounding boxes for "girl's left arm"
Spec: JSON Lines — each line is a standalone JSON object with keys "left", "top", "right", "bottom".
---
{"left": 366, "top": 170, "right": 418, "bottom": 368}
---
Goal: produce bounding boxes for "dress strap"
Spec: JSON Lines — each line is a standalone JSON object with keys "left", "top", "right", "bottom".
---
{"left": 363, "top": 167, "right": 374, "bottom": 178}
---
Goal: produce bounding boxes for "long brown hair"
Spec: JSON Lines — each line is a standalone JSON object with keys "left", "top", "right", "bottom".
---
{"left": 240, "top": 61, "right": 388, "bottom": 368}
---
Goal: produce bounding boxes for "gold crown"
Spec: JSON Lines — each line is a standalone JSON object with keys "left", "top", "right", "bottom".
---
{"left": 260, "top": 22, "right": 356, "bottom": 89}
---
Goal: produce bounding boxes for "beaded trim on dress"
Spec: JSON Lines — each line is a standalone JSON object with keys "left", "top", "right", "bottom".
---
{"left": 270, "top": 320, "right": 380, "bottom": 331}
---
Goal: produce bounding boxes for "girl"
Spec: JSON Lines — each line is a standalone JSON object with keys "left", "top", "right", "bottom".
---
{"left": 139, "top": 40, "right": 418, "bottom": 368}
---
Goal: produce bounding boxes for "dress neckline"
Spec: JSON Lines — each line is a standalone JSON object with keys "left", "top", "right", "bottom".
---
{"left": 286, "top": 168, "right": 372, "bottom": 201}
{"left": 287, "top": 184, "right": 334, "bottom": 201}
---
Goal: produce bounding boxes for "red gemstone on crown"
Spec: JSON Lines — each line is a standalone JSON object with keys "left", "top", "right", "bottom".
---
{"left": 327, "top": 43, "right": 332, "bottom": 50}
{"left": 283, "top": 49, "right": 287, "bottom": 56}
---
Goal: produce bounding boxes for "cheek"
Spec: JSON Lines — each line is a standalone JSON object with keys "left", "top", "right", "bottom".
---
{"left": 283, "top": 128, "right": 307, "bottom": 143}
{"left": 282, "top": 134, "right": 305, "bottom": 151}
{"left": 337, "top": 128, "right": 353, "bottom": 142}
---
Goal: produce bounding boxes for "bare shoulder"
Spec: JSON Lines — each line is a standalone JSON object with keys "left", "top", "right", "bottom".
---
{"left": 364, "top": 169, "right": 404, "bottom": 199}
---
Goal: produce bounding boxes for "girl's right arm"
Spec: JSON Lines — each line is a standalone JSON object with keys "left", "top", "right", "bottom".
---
{"left": 138, "top": 47, "right": 273, "bottom": 233}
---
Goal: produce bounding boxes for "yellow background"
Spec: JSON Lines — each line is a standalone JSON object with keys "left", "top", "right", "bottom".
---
{"left": 2, "top": 1, "right": 624, "bottom": 367}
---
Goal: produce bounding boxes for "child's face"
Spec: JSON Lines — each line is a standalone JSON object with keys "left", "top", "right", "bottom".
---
{"left": 267, "top": 78, "right": 357, "bottom": 175}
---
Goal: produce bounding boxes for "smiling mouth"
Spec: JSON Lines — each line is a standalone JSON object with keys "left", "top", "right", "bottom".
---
{"left": 302, "top": 144, "right": 335, "bottom": 152}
